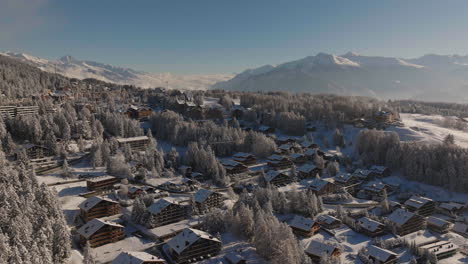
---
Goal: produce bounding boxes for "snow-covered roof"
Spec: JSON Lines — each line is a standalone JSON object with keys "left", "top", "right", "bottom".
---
{"left": 307, "top": 178, "right": 331, "bottom": 191}
{"left": 279, "top": 144, "right": 293, "bottom": 150}
{"left": 439, "top": 202, "right": 464, "bottom": 211}
{"left": 363, "top": 181, "right": 387, "bottom": 193}
{"left": 290, "top": 153, "right": 304, "bottom": 159}
{"left": 116, "top": 136, "right": 149, "bottom": 143}
{"left": 166, "top": 228, "right": 220, "bottom": 255}
{"left": 298, "top": 163, "right": 317, "bottom": 173}
{"left": 304, "top": 149, "right": 316, "bottom": 156}
{"left": 353, "top": 169, "right": 373, "bottom": 179}
{"left": 268, "top": 154, "right": 287, "bottom": 161}
{"left": 404, "top": 196, "right": 433, "bottom": 209}
{"left": 452, "top": 222, "right": 468, "bottom": 234}
{"left": 388, "top": 209, "right": 416, "bottom": 226}
{"left": 357, "top": 217, "right": 384, "bottom": 232}
{"left": 78, "top": 196, "right": 117, "bottom": 211}
{"left": 77, "top": 218, "right": 123, "bottom": 239}
{"left": 300, "top": 140, "right": 315, "bottom": 148}
{"left": 258, "top": 125, "right": 271, "bottom": 131}
{"left": 317, "top": 214, "right": 340, "bottom": 225}
{"left": 224, "top": 252, "right": 245, "bottom": 264}
{"left": 420, "top": 241, "right": 459, "bottom": 255}
{"left": 194, "top": 189, "right": 215, "bottom": 203}
{"left": 333, "top": 173, "right": 354, "bottom": 183}
{"left": 221, "top": 159, "right": 243, "bottom": 167}
{"left": 86, "top": 175, "right": 118, "bottom": 183}
{"left": 233, "top": 152, "right": 254, "bottom": 158}
{"left": 305, "top": 240, "right": 338, "bottom": 257}
{"left": 264, "top": 170, "right": 288, "bottom": 182}
{"left": 112, "top": 251, "right": 165, "bottom": 264}
{"left": 288, "top": 215, "right": 316, "bottom": 232}
{"left": 148, "top": 198, "right": 177, "bottom": 215}
{"left": 369, "top": 165, "right": 387, "bottom": 174}
{"left": 427, "top": 216, "right": 451, "bottom": 228}
{"left": 367, "top": 245, "right": 397, "bottom": 262}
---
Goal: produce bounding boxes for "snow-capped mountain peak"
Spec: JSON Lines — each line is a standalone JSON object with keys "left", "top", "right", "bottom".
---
{"left": 0, "top": 51, "right": 232, "bottom": 90}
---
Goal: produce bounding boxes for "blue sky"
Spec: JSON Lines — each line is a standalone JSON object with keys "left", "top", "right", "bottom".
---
{"left": 2, "top": 0, "right": 468, "bottom": 74}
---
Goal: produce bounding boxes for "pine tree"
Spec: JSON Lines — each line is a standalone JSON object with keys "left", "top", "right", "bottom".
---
{"left": 82, "top": 242, "right": 96, "bottom": 264}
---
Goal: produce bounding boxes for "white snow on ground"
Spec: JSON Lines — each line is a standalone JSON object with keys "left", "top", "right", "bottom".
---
{"left": 389, "top": 113, "right": 468, "bottom": 147}
{"left": 90, "top": 236, "right": 156, "bottom": 264}
{"left": 198, "top": 233, "right": 266, "bottom": 264}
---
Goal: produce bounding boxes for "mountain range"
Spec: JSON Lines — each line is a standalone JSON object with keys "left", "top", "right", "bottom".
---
{"left": 213, "top": 52, "right": 468, "bottom": 102}
{"left": 0, "top": 52, "right": 232, "bottom": 90}
{"left": 3, "top": 51, "right": 468, "bottom": 102}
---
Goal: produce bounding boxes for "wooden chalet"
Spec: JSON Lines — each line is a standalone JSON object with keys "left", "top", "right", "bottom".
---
{"left": 297, "top": 163, "right": 321, "bottom": 179}
{"left": 387, "top": 209, "right": 425, "bottom": 235}
{"left": 112, "top": 251, "right": 166, "bottom": 264}
{"left": 438, "top": 202, "right": 465, "bottom": 216}
{"left": 257, "top": 125, "right": 274, "bottom": 134}
{"left": 220, "top": 159, "right": 248, "bottom": 175}
{"left": 193, "top": 189, "right": 223, "bottom": 213}
{"left": 86, "top": 176, "right": 121, "bottom": 191}
{"left": 128, "top": 186, "right": 145, "bottom": 199}
{"left": 165, "top": 228, "right": 222, "bottom": 264}
{"left": 77, "top": 218, "right": 124, "bottom": 248}
{"left": 307, "top": 178, "right": 338, "bottom": 196}
{"left": 232, "top": 152, "right": 257, "bottom": 166}
{"left": 178, "top": 166, "right": 193, "bottom": 177}
{"left": 300, "top": 140, "right": 318, "bottom": 149}
{"left": 275, "top": 135, "right": 295, "bottom": 145}
{"left": 362, "top": 182, "right": 389, "bottom": 200}
{"left": 290, "top": 153, "right": 307, "bottom": 164}
{"left": 278, "top": 143, "right": 300, "bottom": 154}
{"left": 287, "top": 215, "right": 320, "bottom": 237}
{"left": 419, "top": 241, "right": 458, "bottom": 260}
{"left": 373, "top": 111, "right": 396, "bottom": 123}
{"left": 367, "top": 245, "right": 399, "bottom": 264}
{"left": 16, "top": 144, "right": 54, "bottom": 160}
{"left": 116, "top": 136, "right": 149, "bottom": 152}
{"left": 404, "top": 196, "right": 435, "bottom": 217}
{"left": 204, "top": 106, "right": 225, "bottom": 120}
{"left": 79, "top": 196, "right": 120, "bottom": 222}
{"left": 353, "top": 169, "right": 377, "bottom": 181}
{"left": 264, "top": 170, "right": 292, "bottom": 186}
{"left": 316, "top": 214, "right": 341, "bottom": 229}
{"left": 305, "top": 240, "right": 340, "bottom": 263}
{"left": 427, "top": 216, "right": 452, "bottom": 233}
{"left": 126, "top": 105, "right": 153, "bottom": 120}
{"left": 369, "top": 165, "right": 391, "bottom": 177}
{"left": 333, "top": 173, "right": 359, "bottom": 187}
{"left": 147, "top": 198, "right": 190, "bottom": 228}
{"left": 357, "top": 217, "right": 385, "bottom": 237}
{"left": 0, "top": 105, "right": 39, "bottom": 118}
{"left": 304, "top": 148, "right": 317, "bottom": 160}
{"left": 267, "top": 154, "right": 292, "bottom": 170}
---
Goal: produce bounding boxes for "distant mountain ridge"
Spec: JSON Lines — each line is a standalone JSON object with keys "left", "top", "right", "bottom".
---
{"left": 0, "top": 52, "right": 232, "bottom": 90}
{"left": 213, "top": 52, "right": 468, "bottom": 102}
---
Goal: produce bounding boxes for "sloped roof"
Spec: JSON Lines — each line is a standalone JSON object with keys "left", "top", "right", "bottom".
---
{"left": 288, "top": 215, "right": 316, "bottom": 232}
{"left": 357, "top": 217, "right": 384, "bottom": 232}
{"left": 77, "top": 218, "right": 123, "bottom": 239}
{"left": 334, "top": 173, "right": 354, "bottom": 183}
{"left": 304, "top": 149, "right": 316, "bottom": 156}
{"left": 264, "top": 170, "right": 288, "bottom": 182}
{"left": 369, "top": 165, "right": 387, "bottom": 173}
{"left": 453, "top": 222, "right": 468, "bottom": 234}
{"left": 305, "top": 240, "right": 338, "bottom": 257}
{"left": 427, "top": 216, "right": 451, "bottom": 228}
{"left": 307, "top": 178, "right": 331, "bottom": 191}
{"left": 233, "top": 152, "right": 254, "bottom": 158}
{"left": 439, "top": 202, "right": 464, "bottom": 211}
{"left": 388, "top": 209, "right": 416, "bottom": 226}
{"left": 225, "top": 252, "right": 245, "bottom": 264}
{"left": 78, "top": 196, "right": 118, "bottom": 211}
{"left": 298, "top": 163, "right": 317, "bottom": 173}
{"left": 116, "top": 136, "right": 149, "bottom": 143}
{"left": 317, "top": 214, "right": 340, "bottom": 225}
{"left": 367, "top": 245, "right": 397, "bottom": 262}
{"left": 290, "top": 153, "right": 305, "bottom": 160}
{"left": 148, "top": 198, "right": 177, "bottom": 215}
{"left": 300, "top": 140, "right": 315, "bottom": 148}
{"left": 86, "top": 175, "right": 118, "bottom": 183}
{"left": 279, "top": 144, "right": 293, "bottom": 150}
{"left": 194, "top": 189, "right": 214, "bottom": 203}
{"left": 353, "top": 169, "right": 373, "bottom": 179}
{"left": 166, "top": 228, "right": 220, "bottom": 255}
{"left": 404, "top": 196, "right": 433, "bottom": 209}
{"left": 268, "top": 154, "right": 287, "bottom": 161}
{"left": 112, "top": 251, "right": 165, "bottom": 264}
{"left": 363, "top": 181, "right": 387, "bottom": 192}
{"left": 221, "top": 159, "right": 243, "bottom": 167}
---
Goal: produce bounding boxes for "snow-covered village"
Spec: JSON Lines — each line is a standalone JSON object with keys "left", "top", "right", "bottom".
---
{"left": 2, "top": 1, "right": 468, "bottom": 264}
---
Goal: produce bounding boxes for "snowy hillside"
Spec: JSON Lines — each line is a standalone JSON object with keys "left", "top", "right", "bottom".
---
{"left": 213, "top": 52, "right": 468, "bottom": 102}
{"left": 389, "top": 113, "right": 468, "bottom": 148}
{"left": 0, "top": 52, "right": 232, "bottom": 90}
